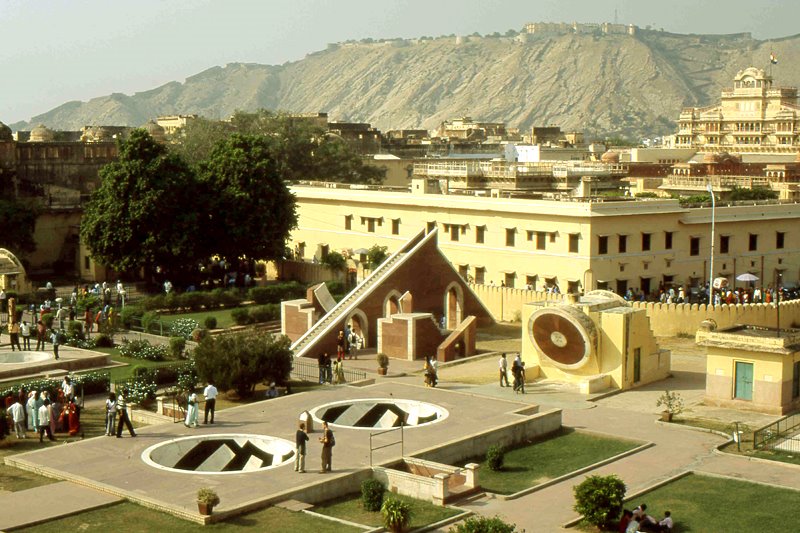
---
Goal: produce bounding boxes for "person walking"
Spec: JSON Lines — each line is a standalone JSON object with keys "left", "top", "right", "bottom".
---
{"left": 499, "top": 353, "right": 509, "bottom": 387}
{"left": 104, "top": 392, "right": 117, "bottom": 436}
{"left": 295, "top": 422, "right": 309, "bottom": 473}
{"left": 50, "top": 329, "right": 61, "bottom": 360}
{"left": 26, "top": 391, "right": 38, "bottom": 431}
{"left": 185, "top": 393, "right": 199, "bottom": 428}
{"left": 9, "top": 398, "right": 26, "bottom": 439}
{"left": 35, "top": 320, "right": 46, "bottom": 351}
{"left": 38, "top": 399, "right": 55, "bottom": 442}
{"left": 9, "top": 321, "right": 21, "bottom": 351}
{"left": 203, "top": 381, "right": 218, "bottom": 424}
{"left": 319, "top": 421, "right": 334, "bottom": 473}
{"left": 20, "top": 320, "right": 31, "bottom": 350}
{"left": 511, "top": 354, "right": 523, "bottom": 393}
{"left": 115, "top": 389, "right": 136, "bottom": 438}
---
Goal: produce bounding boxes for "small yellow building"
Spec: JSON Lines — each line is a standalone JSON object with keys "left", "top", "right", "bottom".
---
{"left": 521, "top": 290, "right": 670, "bottom": 393}
{"left": 698, "top": 323, "right": 800, "bottom": 415}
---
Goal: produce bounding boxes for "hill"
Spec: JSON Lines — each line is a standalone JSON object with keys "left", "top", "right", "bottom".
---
{"left": 10, "top": 29, "right": 800, "bottom": 139}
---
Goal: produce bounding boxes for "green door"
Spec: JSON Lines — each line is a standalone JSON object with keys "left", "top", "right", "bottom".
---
{"left": 734, "top": 362, "right": 754, "bottom": 401}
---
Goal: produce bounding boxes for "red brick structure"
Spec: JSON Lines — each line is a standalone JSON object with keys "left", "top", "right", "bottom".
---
{"left": 282, "top": 229, "right": 493, "bottom": 360}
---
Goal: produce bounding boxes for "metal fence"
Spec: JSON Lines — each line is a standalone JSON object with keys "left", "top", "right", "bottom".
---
{"left": 753, "top": 411, "right": 800, "bottom": 451}
{"left": 290, "top": 357, "right": 367, "bottom": 384}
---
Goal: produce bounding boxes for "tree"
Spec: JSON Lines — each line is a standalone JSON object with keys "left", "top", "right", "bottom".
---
{"left": 729, "top": 186, "right": 778, "bottom": 201}
{"left": 573, "top": 474, "right": 626, "bottom": 529}
{"left": 80, "top": 129, "right": 204, "bottom": 283}
{"left": 198, "top": 134, "right": 297, "bottom": 262}
{"left": 173, "top": 109, "right": 385, "bottom": 184}
{"left": 366, "top": 244, "right": 388, "bottom": 270}
{"left": 322, "top": 251, "right": 346, "bottom": 273}
{"left": 0, "top": 197, "right": 39, "bottom": 253}
{"left": 193, "top": 331, "right": 293, "bottom": 397}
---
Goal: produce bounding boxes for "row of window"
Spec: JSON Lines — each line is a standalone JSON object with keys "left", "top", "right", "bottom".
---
{"left": 343, "top": 216, "right": 787, "bottom": 256}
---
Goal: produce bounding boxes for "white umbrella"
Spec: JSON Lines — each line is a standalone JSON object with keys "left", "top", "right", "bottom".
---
{"left": 736, "top": 273, "right": 759, "bottom": 282}
{"left": 353, "top": 248, "right": 369, "bottom": 255}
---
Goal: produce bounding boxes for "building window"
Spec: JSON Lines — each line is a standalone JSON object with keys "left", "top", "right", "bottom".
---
{"left": 344, "top": 215, "right": 352, "bottom": 230}
{"left": 598, "top": 236, "right": 608, "bottom": 255}
{"left": 641, "top": 233, "right": 651, "bottom": 252}
{"left": 506, "top": 228, "right": 515, "bottom": 247}
{"left": 665, "top": 231, "right": 674, "bottom": 250}
{"left": 569, "top": 234, "right": 579, "bottom": 253}
{"left": 749, "top": 233, "right": 758, "bottom": 251}
{"left": 777, "top": 231, "right": 785, "bottom": 249}
{"left": 525, "top": 275, "right": 537, "bottom": 290}
{"left": 392, "top": 219, "right": 400, "bottom": 235}
{"left": 84, "top": 256, "right": 90, "bottom": 270}
{"left": 367, "top": 219, "right": 376, "bottom": 232}
{"left": 720, "top": 235, "right": 730, "bottom": 254}
{"left": 476, "top": 226, "right": 486, "bottom": 244}
{"left": 475, "top": 267, "right": 485, "bottom": 285}
{"left": 536, "top": 231, "right": 546, "bottom": 250}
{"left": 427, "top": 221, "right": 436, "bottom": 233}
{"left": 618, "top": 235, "right": 627, "bottom": 254}
{"left": 549, "top": 232, "right": 556, "bottom": 243}
{"left": 458, "top": 265, "right": 469, "bottom": 280}
{"left": 449, "top": 225, "right": 460, "bottom": 242}
{"left": 504, "top": 272, "right": 515, "bottom": 288}
{"left": 690, "top": 237, "right": 700, "bottom": 256}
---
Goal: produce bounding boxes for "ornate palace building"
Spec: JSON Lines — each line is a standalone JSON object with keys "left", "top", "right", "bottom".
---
{"left": 675, "top": 67, "right": 800, "bottom": 153}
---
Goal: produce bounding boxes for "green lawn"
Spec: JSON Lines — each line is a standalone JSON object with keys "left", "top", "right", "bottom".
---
{"left": 313, "top": 491, "right": 460, "bottom": 528}
{"left": 604, "top": 473, "right": 800, "bottom": 532}
{"left": 19, "top": 502, "right": 359, "bottom": 532}
{"left": 475, "top": 429, "right": 641, "bottom": 494}
{"left": 90, "top": 346, "right": 183, "bottom": 382}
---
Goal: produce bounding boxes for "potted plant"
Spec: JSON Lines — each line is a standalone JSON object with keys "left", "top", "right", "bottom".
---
{"left": 381, "top": 497, "right": 411, "bottom": 532}
{"left": 377, "top": 353, "right": 390, "bottom": 376}
{"left": 656, "top": 390, "right": 684, "bottom": 422}
{"left": 197, "top": 487, "right": 220, "bottom": 515}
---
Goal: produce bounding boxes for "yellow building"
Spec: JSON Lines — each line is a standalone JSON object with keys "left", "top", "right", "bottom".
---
{"left": 675, "top": 67, "right": 800, "bottom": 152}
{"left": 289, "top": 183, "right": 800, "bottom": 297}
{"left": 521, "top": 291, "right": 669, "bottom": 393}
{"left": 698, "top": 323, "right": 800, "bottom": 415}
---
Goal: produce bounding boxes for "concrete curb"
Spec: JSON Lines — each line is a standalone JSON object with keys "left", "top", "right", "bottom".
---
{"left": 300, "top": 502, "right": 471, "bottom": 533}
{"left": 410, "top": 506, "right": 472, "bottom": 533}
{"left": 301, "top": 509, "right": 373, "bottom": 530}
{"left": 712, "top": 442, "right": 800, "bottom": 472}
{"left": 655, "top": 419, "right": 731, "bottom": 438}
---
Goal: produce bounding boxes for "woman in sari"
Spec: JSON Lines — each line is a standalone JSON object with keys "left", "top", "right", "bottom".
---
{"left": 185, "top": 393, "right": 199, "bottom": 428}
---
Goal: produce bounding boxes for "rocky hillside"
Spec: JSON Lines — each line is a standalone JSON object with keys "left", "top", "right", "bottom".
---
{"left": 11, "top": 29, "right": 800, "bottom": 139}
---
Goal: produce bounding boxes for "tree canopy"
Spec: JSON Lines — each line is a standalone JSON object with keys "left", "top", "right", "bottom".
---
{"left": 198, "top": 134, "right": 297, "bottom": 262}
{"left": 80, "top": 129, "right": 203, "bottom": 281}
{"left": 171, "top": 109, "right": 385, "bottom": 184}
{"left": 0, "top": 197, "right": 39, "bottom": 254}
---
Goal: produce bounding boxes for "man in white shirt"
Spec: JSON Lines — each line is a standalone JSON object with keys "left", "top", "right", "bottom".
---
{"left": 9, "top": 398, "right": 26, "bottom": 439}
{"left": 498, "top": 353, "right": 509, "bottom": 387}
{"left": 203, "top": 382, "right": 218, "bottom": 424}
{"left": 658, "top": 511, "right": 674, "bottom": 531}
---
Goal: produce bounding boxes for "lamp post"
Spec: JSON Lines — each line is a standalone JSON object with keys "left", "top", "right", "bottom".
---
{"left": 707, "top": 183, "right": 716, "bottom": 307}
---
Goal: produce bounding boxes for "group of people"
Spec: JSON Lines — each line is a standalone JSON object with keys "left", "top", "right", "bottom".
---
{"left": 499, "top": 353, "right": 526, "bottom": 393}
{"left": 337, "top": 326, "right": 364, "bottom": 360}
{"left": 0, "top": 376, "right": 82, "bottom": 442}
{"left": 294, "top": 420, "right": 334, "bottom": 474}
{"left": 620, "top": 504, "right": 673, "bottom": 532}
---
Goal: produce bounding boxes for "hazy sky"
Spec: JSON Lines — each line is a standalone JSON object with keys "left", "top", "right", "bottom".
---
{"left": 1, "top": 0, "right": 798, "bottom": 124}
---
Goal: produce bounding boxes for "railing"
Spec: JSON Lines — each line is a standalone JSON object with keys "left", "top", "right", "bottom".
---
{"left": 753, "top": 411, "right": 800, "bottom": 450}
{"left": 290, "top": 357, "right": 367, "bottom": 384}
{"left": 370, "top": 425, "right": 404, "bottom": 466}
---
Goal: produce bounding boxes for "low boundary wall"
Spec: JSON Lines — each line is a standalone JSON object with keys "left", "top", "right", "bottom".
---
{"left": 468, "top": 284, "right": 800, "bottom": 336}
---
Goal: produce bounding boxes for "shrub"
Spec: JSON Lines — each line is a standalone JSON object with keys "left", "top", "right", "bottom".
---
{"left": 377, "top": 352, "right": 390, "bottom": 369}
{"left": 169, "top": 318, "right": 199, "bottom": 339}
{"left": 220, "top": 289, "right": 243, "bottom": 308}
{"left": 322, "top": 251, "right": 346, "bottom": 273}
{"left": 248, "top": 286, "right": 271, "bottom": 305}
{"left": 656, "top": 390, "right": 684, "bottom": 415}
{"left": 119, "top": 339, "right": 167, "bottom": 361}
{"left": 94, "top": 333, "right": 114, "bottom": 348}
{"left": 177, "top": 363, "right": 199, "bottom": 394}
{"left": 41, "top": 312, "right": 54, "bottom": 328}
{"left": 193, "top": 331, "right": 292, "bottom": 397}
{"left": 179, "top": 291, "right": 206, "bottom": 311}
{"left": 67, "top": 320, "right": 84, "bottom": 340}
{"left": 573, "top": 474, "right": 626, "bottom": 529}
{"left": 169, "top": 336, "right": 186, "bottom": 359}
{"left": 249, "top": 304, "right": 279, "bottom": 323}
{"left": 204, "top": 316, "right": 218, "bottom": 330}
{"left": 122, "top": 378, "right": 158, "bottom": 405}
{"left": 381, "top": 498, "right": 411, "bottom": 532}
{"left": 142, "top": 294, "right": 165, "bottom": 311}
{"left": 119, "top": 305, "right": 144, "bottom": 329}
{"left": 231, "top": 307, "right": 251, "bottom": 326}
{"left": 324, "top": 280, "right": 345, "bottom": 297}
{"left": 361, "top": 479, "right": 385, "bottom": 512}
{"left": 366, "top": 244, "right": 389, "bottom": 270}
{"left": 486, "top": 445, "right": 504, "bottom": 471}
{"left": 141, "top": 312, "right": 161, "bottom": 334}
{"left": 450, "top": 516, "right": 518, "bottom": 533}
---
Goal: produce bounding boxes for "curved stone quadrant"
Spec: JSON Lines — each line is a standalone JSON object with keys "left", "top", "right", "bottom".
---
{"left": 142, "top": 434, "right": 295, "bottom": 474}
{"left": 312, "top": 399, "right": 448, "bottom": 429}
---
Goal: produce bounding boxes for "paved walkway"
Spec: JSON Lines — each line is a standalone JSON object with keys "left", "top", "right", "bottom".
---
{"left": 0, "top": 481, "right": 121, "bottom": 531}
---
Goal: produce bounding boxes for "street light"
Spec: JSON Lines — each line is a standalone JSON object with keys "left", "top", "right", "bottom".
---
{"left": 707, "top": 183, "right": 716, "bottom": 307}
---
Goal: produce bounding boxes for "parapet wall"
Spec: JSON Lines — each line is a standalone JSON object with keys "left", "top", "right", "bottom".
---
{"left": 468, "top": 283, "right": 800, "bottom": 336}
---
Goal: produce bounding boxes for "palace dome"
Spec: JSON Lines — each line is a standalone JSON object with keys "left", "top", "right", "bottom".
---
{"left": 600, "top": 150, "right": 619, "bottom": 163}
{"left": 702, "top": 152, "right": 721, "bottom": 164}
{"left": 29, "top": 124, "right": 55, "bottom": 142}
